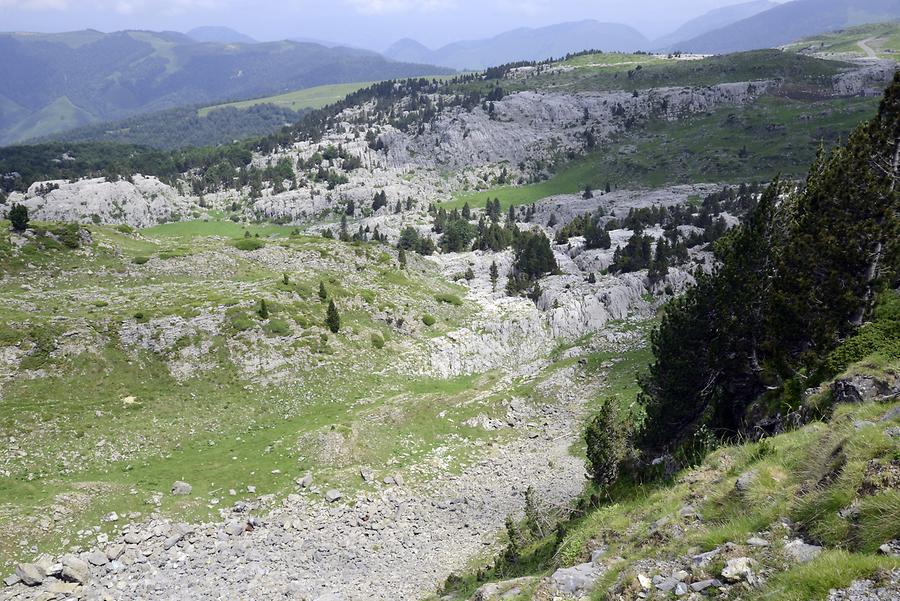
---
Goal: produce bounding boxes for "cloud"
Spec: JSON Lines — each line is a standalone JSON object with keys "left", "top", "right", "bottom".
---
{"left": 343, "top": 0, "right": 455, "bottom": 14}
{"left": 0, "top": 0, "right": 229, "bottom": 12}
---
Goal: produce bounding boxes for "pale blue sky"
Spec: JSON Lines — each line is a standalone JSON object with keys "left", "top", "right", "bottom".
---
{"left": 0, "top": 0, "right": 786, "bottom": 49}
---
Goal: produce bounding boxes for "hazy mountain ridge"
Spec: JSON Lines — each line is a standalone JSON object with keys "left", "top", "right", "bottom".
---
{"left": 186, "top": 26, "right": 257, "bottom": 44}
{"left": 653, "top": 0, "right": 778, "bottom": 49}
{"left": 0, "top": 29, "right": 451, "bottom": 146}
{"left": 672, "top": 0, "right": 900, "bottom": 53}
{"left": 385, "top": 20, "right": 649, "bottom": 70}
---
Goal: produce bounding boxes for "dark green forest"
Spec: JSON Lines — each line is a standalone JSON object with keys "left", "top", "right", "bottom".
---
{"left": 639, "top": 73, "right": 900, "bottom": 457}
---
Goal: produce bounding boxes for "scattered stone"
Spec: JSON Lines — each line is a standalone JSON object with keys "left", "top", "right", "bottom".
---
{"left": 691, "top": 548, "right": 720, "bottom": 567}
{"left": 638, "top": 574, "right": 652, "bottom": 590}
{"left": 102, "top": 511, "right": 119, "bottom": 523}
{"left": 14, "top": 563, "right": 45, "bottom": 586}
{"left": 783, "top": 539, "right": 823, "bottom": 564}
{"left": 721, "top": 557, "right": 755, "bottom": 583}
{"left": 171, "top": 481, "right": 192, "bottom": 496}
{"left": 46, "top": 581, "right": 78, "bottom": 595}
{"left": 878, "top": 540, "right": 900, "bottom": 557}
{"left": 881, "top": 407, "right": 900, "bottom": 422}
{"left": 359, "top": 467, "right": 375, "bottom": 483}
{"left": 123, "top": 532, "right": 143, "bottom": 545}
{"left": 550, "top": 562, "right": 601, "bottom": 595}
{"left": 86, "top": 550, "right": 109, "bottom": 566}
{"left": 325, "top": 489, "right": 343, "bottom": 503}
{"left": 656, "top": 577, "right": 679, "bottom": 592}
{"left": 675, "top": 581, "right": 689, "bottom": 596}
{"left": 106, "top": 544, "right": 125, "bottom": 561}
{"left": 885, "top": 427, "right": 900, "bottom": 439}
{"left": 691, "top": 579, "right": 722, "bottom": 592}
{"left": 471, "top": 577, "right": 538, "bottom": 601}
{"left": 831, "top": 375, "right": 897, "bottom": 404}
{"left": 747, "top": 537, "right": 770, "bottom": 547}
{"left": 735, "top": 470, "right": 757, "bottom": 494}
{"left": 60, "top": 556, "right": 91, "bottom": 585}
{"left": 297, "top": 473, "right": 313, "bottom": 489}
{"left": 3, "top": 574, "right": 21, "bottom": 587}
{"left": 225, "top": 521, "right": 247, "bottom": 536}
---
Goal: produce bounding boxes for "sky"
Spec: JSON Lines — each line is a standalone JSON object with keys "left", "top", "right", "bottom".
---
{"left": 0, "top": 0, "right": 784, "bottom": 49}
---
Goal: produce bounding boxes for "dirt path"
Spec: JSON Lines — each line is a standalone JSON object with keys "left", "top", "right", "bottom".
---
{"left": 858, "top": 37, "right": 879, "bottom": 59}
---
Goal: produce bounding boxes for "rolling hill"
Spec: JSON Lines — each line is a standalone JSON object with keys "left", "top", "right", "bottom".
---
{"left": 0, "top": 29, "right": 452, "bottom": 146}
{"left": 671, "top": 0, "right": 900, "bottom": 54}
{"left": 783, "top": 20, "right": 900, "bottom": 59}
{"left": 384, "top": 20, "right": 649, "bottom": 70}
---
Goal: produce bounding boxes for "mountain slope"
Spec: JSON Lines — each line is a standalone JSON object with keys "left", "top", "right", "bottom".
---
{"left": 385, "top": 20, "right": 649, "bottom": 70}
{"left": 654, "top": 0, "right": 778, "bottom": 49}
{"left": 0, "top": 29, "right": 451, "bottom": 145}
{"left": 674, "top": 0, "right": 900, "bottom": 54}
{"left": 186, "top": 26, "right": 257, "bottom": 44}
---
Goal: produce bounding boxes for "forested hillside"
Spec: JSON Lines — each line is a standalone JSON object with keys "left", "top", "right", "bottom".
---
{"left": 0, "top": 29, "right": 450, "bottom": 145}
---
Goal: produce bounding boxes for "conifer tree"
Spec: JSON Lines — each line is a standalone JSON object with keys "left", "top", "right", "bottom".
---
{"left": 318, "top": 281, "right": 328, "bottom": 302}
{"left": 258, "top": 299, "right": 269, "bottom": 320}
{"left": 9, "top": 204, "right": 28, "bottom": 232}
{"left": 326, "top": 300, "right": 341, "bottom": 333}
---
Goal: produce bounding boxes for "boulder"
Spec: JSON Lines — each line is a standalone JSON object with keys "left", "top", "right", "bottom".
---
{"left": 831, "top": 376, "right": 898, "bottom": 404}
{"left": 783, "top": 539, "right": 822, "bottom": 564}
{"left": 691, "top": 579, "right": 722, "bottom": 592}
{"left": 171, "top": 481, "right": 192, "bottom": 496}
{"left": 721, "top": 557, "right": 755, "bottom": 583}
{"left": 550, "top": 562, "right": 601, "bottom": 595}
{"left": 14, "top": 563, "right": 45, "bottom": 586}
{"left": 60, "top": 556, "right": 91, "bottom": 584}
{"left": 325, "top": 489, "right": 343, "bottom": 503}
{"left": 735, "top": 470, "right": 757, "bottom": 494}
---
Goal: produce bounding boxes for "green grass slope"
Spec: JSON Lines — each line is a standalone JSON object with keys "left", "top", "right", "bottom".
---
{"left": 198, "top": 81, "right": 382, "bottom": 116}
{"left": 0, "top": 219, "right": 548, "bottom": 571}
{"left": 784, "top": 21, "right": 900, "bottom": 59}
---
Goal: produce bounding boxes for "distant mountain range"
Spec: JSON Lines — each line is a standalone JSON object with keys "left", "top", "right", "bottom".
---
{"left": 385, "top": 20, "right": 650, "bottom": 70}
{"left": 186, "top": 26, "right": 257, "bottom": 45}
{"left": 654, "top": 0, "right": 779, "bottom": 50}
{"left": 0, "top": 29, "right": 450, "bottom": 145}
{"left": 670, "top": 0, "right": 900, "bottom": 53}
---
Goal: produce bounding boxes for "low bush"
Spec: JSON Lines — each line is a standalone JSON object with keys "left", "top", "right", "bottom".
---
{"left": 435, "top": 293, "right": 463, "bottom": 306}
{"left": 264, "top": 318, "right": 292, "bottom": 337}
{"left": 234, "top": 238, "right": 265, "bottom": 251}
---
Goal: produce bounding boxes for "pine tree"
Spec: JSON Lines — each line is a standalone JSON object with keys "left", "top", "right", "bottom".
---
{"left": 326, "top": 300, "right": 341, "bottom": 333}
{"left": 398, "top": 248, "right": 407, "bottom": 269}
{"left": 585, "top": 400, "right": 631, "bottom": 488}
{"left": 258, "top": 299, "right": 269, "bottom": 320}
{"left": 318, "top": 281, "right": 328, "bottom": 302}
{"left": 9, "top": 204, "right": 29, "bottom": 232}
{"left": 490, "top": 261, "right": 499, "bottom": 291}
